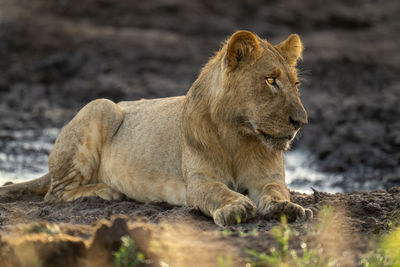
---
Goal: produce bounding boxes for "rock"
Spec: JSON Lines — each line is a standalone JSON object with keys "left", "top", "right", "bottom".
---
{"left": 365, "top": 202, "right": 381, "bottom": 212}
{"left": 364, "top": 217, "right": 378, "bottom": 227}
{"left": 89, "top": 215, "right": 130, "bottom": 254}
{"left": 388, "top": 187, "right": 400, "bottom": 194}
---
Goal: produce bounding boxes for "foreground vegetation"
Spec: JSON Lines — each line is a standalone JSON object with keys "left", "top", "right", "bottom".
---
{"left": 111, "top": 205, "right": 400, "bottom": 267}
{"left": 214, "top": 206, "right": 400, "bottom": 267}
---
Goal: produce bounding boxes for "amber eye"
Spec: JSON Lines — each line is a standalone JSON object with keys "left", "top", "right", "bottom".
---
{"left": 265, "top": 77, "right": 276, "bottom": 85}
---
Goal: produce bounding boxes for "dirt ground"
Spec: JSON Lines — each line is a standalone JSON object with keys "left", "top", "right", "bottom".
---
{"left": 0, "top": 188, "right": 399, "bottom": 266}
{"left": 1, "top": 0, "right": 400, "bottom": 266}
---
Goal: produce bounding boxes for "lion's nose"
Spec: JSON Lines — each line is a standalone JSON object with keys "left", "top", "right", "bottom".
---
{"left": 289, "top": 116, "right": 306, "bottom": 130}
{"left": 289, "top": 103, "right": 308, "bottom": 130}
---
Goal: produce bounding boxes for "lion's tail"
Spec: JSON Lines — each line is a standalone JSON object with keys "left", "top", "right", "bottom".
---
{"left": 0, "top": 173, "right": 51, "bottom": 197}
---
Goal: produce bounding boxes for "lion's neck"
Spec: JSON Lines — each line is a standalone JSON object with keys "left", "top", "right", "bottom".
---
{"left": 182, "top": 51, "right": 247, "bottom": 154}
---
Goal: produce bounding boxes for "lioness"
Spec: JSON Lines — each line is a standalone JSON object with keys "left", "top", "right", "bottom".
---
{"left": 0, "top": 31, "right": 312, "bottom": 226}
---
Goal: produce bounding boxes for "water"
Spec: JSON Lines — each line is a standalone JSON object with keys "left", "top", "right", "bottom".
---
{"left": 0, "top": 128, "right": 59, "bottom": 184}
{"left": 285, "top": 150, "right": 343, "bottom": 193}
{"left": 0, "top": 129, "right": 342, "bottom": 193}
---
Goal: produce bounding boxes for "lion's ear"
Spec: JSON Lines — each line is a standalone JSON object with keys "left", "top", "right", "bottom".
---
{"left": 226, "top": 31, "right": 261, "bottom": 70}
{"left": 277, "top": 34, "right": 303, "bottom": 66}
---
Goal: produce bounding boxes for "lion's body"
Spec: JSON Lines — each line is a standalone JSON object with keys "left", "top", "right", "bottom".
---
{"left": 0, "top": 31, "right": 312, "bottom": 226}
{"left": 103, "top": 97, "right": 186, "bottom": 205}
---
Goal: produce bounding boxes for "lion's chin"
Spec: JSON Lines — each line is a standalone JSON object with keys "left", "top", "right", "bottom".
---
{"left": 256, "top": 129, "right": 294, "bottom": 151}
{"left": 263, "top": 137, "right": 291, "bottom": 151}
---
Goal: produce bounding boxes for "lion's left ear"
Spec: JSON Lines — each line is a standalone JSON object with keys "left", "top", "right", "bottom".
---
{"left": 277, "top": 34, "right": 303, "bottom": 66}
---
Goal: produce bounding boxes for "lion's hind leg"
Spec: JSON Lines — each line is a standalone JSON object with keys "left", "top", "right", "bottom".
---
{"left": 47, "top": 183, "right": 124, "bottom": 202}
{"left": 44, "top": 99, "right": 124, "bottom": 202}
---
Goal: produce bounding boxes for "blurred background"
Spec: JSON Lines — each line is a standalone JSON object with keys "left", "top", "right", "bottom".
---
{"left": 0, "top": 0, "right": 399, "bottom": 192}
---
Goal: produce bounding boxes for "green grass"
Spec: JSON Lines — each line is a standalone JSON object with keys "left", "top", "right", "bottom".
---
{"left": 360, "top": 227, "right": 400, "bottom": 267}
{"left": 238, "top": 206, "right": 400, "bottom": 267}
{"left": 218, "top": 225, "right": 259, "bottom": 238}
{"left": 217, "top": 255, "right": 233, "bottom": 267}
{"left": 245, "top": 215, "right": 335, "bottom": 267}
{"left": 114, "top": 236, "right": 145, "bottom": 267}
{"left": 388, "top": 210, "right": 400, "bottom": 229}
{"left": 26, "top": 222, "right": 61, "bottom": 235}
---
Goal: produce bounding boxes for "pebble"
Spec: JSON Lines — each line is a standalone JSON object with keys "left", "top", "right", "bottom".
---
{"left": 365, "top": 202, "right": 381, "bottom": 212}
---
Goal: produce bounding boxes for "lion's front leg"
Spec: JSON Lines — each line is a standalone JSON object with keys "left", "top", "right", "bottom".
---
{"left": 250, "top": 182, "right": 313, "bottom": 222}
{"left": 186, "top": 176, "right": 256, "bottom": 227}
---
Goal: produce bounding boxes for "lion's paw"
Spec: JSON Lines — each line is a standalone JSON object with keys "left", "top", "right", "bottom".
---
{"left": 96, "top": 187, "right": 124, "bottom": 201}
{"left": 213, "top": 196, "right": 256, "bottom": 227}
{"left": 262, "top": 200, "right": 313, "bottom": 222}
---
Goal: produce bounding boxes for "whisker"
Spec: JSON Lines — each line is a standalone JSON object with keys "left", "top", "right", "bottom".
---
{"left": 297, "top": 68, "right": 312, "bottom": 83}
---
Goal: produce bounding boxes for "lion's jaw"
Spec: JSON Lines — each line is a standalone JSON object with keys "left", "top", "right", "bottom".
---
{"left": 255, "top": 127, "right": 297, "bottom": 151}
{"left": 242, "top": 120, "right": 297, "bottom": 151}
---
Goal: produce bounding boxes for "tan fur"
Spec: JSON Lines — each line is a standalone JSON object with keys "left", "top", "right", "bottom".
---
{"left": 0, "top": 31, "right": 312, "bottom": 226}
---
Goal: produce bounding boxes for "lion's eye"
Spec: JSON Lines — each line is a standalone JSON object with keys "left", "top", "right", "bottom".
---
{"left": 265, "top": 77, "right": 276, "bottom": 85}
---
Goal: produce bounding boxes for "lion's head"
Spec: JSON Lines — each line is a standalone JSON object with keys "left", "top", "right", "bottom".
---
{"left": 206, "top": 31, "right": 308, "bottom": 151}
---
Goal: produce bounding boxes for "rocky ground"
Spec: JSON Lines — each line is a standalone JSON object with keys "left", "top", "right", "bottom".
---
{"left": 0, "top": 0, "right": 400, "bottom": 266}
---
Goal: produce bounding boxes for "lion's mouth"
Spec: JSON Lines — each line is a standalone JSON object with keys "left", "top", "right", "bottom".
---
{"left": 257, "top": 129, "right": 293, "bottom": 141}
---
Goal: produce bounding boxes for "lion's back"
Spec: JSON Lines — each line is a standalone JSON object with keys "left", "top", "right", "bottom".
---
{"left": 99, "top": 96, "right": 187, "bottom": 204}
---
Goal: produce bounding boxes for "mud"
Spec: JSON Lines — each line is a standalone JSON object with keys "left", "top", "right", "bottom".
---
{"left": 2, "top": 188, "right": 399, "bottom": 234}
{"left": 0, "top": 188, "right": 399, "bottom": 266}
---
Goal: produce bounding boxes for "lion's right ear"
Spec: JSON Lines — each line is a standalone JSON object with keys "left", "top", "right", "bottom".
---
{"left": 226, "top": 31, "right": 261, "bottom": 70}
